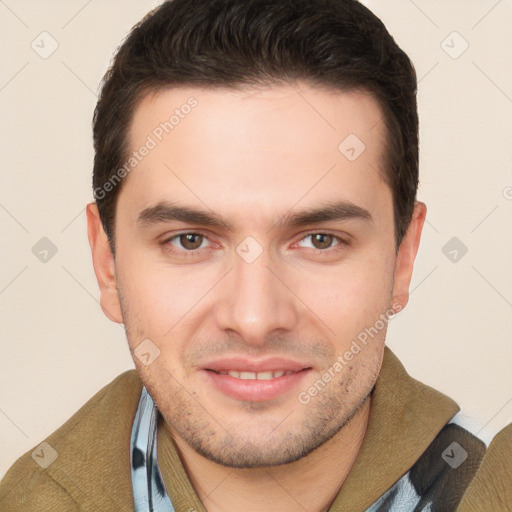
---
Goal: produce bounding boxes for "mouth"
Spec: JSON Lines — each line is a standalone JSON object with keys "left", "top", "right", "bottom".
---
{"left": 202, "top": 367, "right": 312, "bottom": 402}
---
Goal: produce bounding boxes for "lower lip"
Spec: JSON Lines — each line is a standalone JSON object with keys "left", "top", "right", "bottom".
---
{"left": 202, "top": 369, "right": 312, "bottom": 402}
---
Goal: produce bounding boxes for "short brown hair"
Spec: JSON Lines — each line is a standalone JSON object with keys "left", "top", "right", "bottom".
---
{"left": 93, "top": 0, "right": 419, "bottom": 253}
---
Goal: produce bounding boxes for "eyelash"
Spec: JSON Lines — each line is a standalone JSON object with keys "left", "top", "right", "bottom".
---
{"left": 160, "top": 231, "right": 348, "bottom": 257}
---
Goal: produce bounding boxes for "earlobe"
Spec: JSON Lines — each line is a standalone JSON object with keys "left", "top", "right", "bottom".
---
{"left": 86, "top": 203, "right": 124, "bottom": 324}
{"left": 391, "top": 201, "right": 427, "bottom": 312}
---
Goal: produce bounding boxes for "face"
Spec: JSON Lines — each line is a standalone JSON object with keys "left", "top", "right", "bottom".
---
{"left": 88, "top": 82, "right": 425, "bottom": 468}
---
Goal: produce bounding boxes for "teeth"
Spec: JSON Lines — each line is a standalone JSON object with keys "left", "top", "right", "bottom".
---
{"left": 217, "top": 370, "right": 296, "bottom": 379}
{"left": 256, "top": 372, "right": 281, "bottom": 380}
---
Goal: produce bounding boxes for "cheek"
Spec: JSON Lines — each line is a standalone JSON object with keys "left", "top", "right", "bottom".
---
{"left": 116, "top": 254, "right": 217, "bottom": 341}
{"left": 294, "top": 253, "right": 394, "bottom": 341}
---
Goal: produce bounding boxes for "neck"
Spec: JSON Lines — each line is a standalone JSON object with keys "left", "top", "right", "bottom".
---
{"left": 166, "top": 394, "right": 371, "bottom": 512}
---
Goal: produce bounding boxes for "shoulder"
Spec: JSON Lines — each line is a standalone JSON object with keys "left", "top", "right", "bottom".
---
{"left": 0, "top": 370, "right": 142, "bottom": 512}
{"left": 0, "top": 466, "right": 80, "bottom": 511}
{"left": 457, "top": 422, "right": 512, "bottom": 511}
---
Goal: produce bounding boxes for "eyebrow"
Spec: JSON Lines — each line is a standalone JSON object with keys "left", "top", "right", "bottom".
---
{"left": 137, "top": 200, "right": 373, "bottom": 231}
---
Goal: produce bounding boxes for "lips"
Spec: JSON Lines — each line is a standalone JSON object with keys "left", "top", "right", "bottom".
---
{"left": 201, "top": 356, "right": 313, "bottom": 401}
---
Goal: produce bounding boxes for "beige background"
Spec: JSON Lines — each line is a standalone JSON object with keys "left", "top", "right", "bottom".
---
{"left": 1, "top": 0, "right": 511, "bottom": 479}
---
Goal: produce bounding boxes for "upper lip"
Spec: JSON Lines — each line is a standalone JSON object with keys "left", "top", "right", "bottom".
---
{"left": 202, "top": 357, "right": 312, "bottom": 373}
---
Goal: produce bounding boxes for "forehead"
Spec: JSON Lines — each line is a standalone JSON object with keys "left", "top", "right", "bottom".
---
{"left": 120, "top": 83, "right": 389, "bottom": 227}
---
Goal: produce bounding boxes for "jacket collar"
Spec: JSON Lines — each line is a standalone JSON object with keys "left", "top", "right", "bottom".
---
{"left": 328, "top": 345, "right": 459, "bottom": 510}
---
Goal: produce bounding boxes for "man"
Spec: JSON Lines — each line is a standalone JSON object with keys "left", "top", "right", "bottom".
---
{"left": 0, "top": 0, "right": 510, "bottom": 510}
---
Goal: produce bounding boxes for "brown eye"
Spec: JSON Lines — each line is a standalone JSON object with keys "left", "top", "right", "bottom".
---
{"left": 310, "top": 233, "right": 336, "bottom": 250}
{"left": 295, "top": 232, "right": 346, "bottom": 254}
{"left": 178, "top": 233, "right": 204, "bottom": 250}
{"left": 161, "top": 231, "right": 214, "bottom": 259}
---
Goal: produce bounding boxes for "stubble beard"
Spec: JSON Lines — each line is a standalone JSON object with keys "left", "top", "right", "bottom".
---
{"left": 118, "top": 286, "right": 382, "bottom": 469}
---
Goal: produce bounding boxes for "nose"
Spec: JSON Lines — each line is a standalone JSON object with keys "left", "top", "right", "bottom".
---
{"left": 214, "top": 243, "right": 299, "bottom": 346}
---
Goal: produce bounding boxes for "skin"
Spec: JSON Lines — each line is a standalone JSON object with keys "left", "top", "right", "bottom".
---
{"left": 87, "top": 82, "right": 426, "bottom": 512}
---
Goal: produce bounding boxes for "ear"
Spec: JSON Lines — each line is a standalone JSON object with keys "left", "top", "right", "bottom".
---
{"left": 86, "top": 203, "right": 123, "bottom": 323}
{"left": 391, "top": 201, "right": 427, "bottom": 313}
